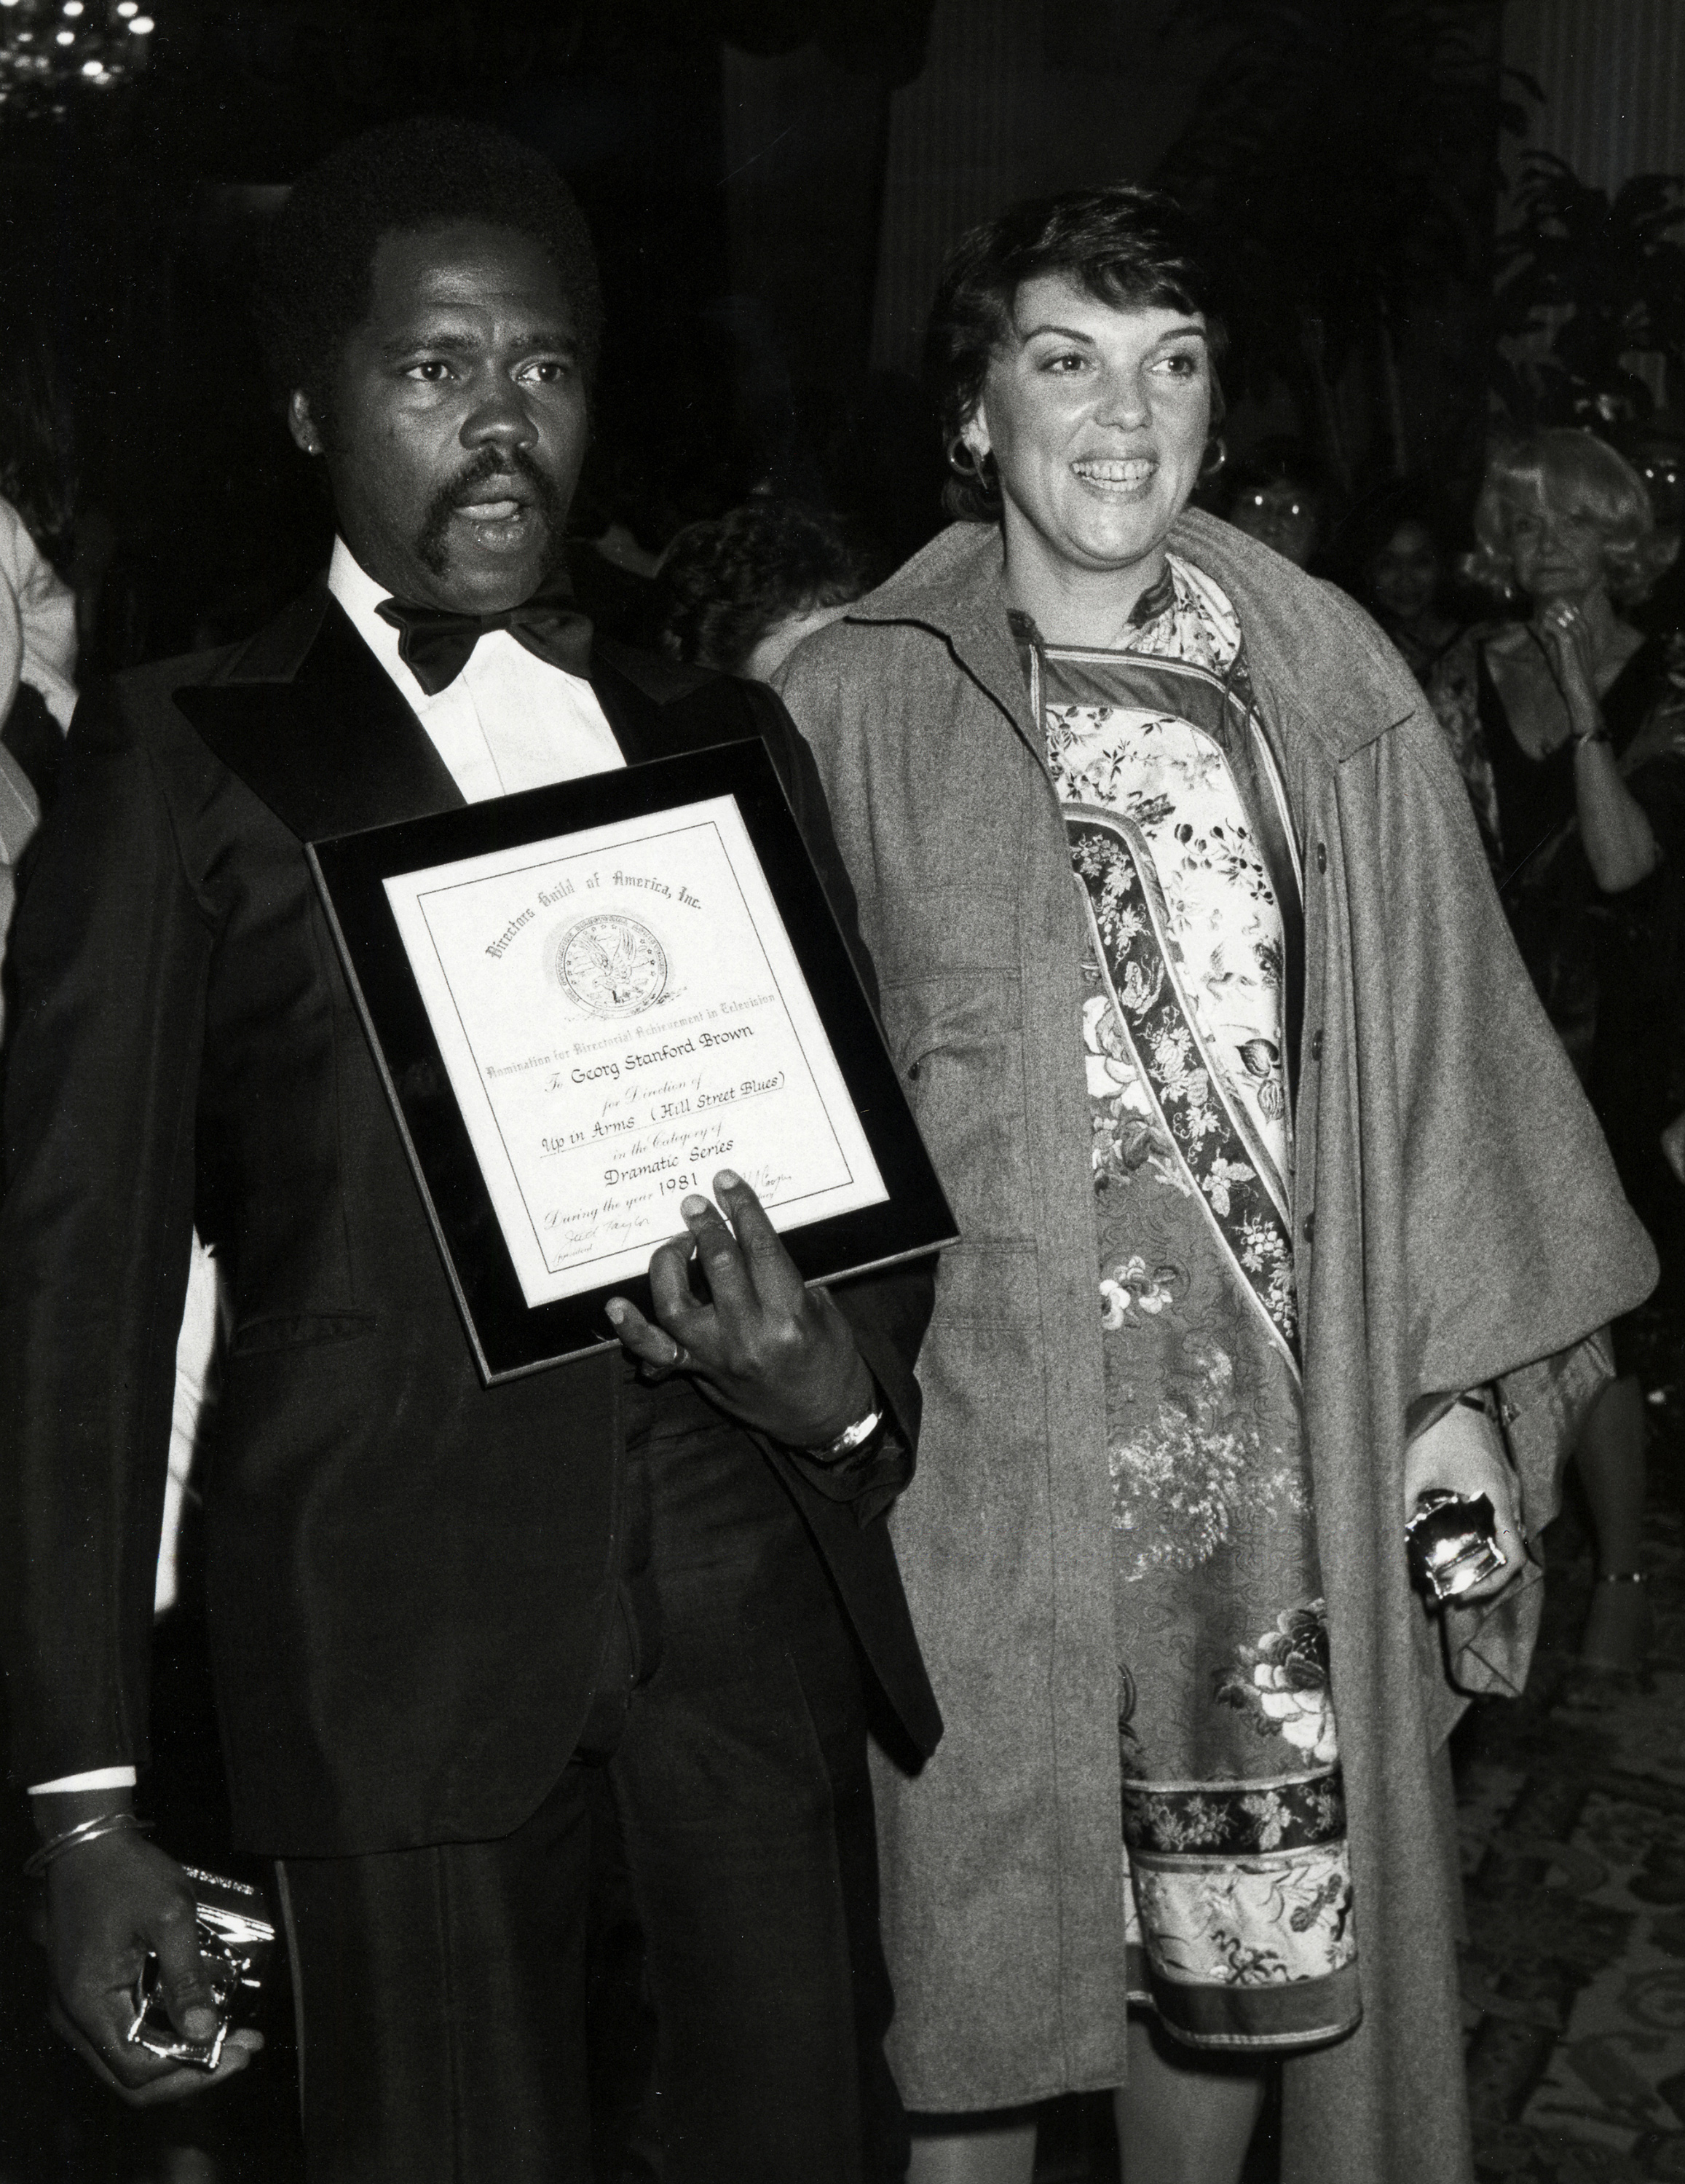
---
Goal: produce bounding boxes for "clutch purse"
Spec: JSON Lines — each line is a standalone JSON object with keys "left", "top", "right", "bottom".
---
{"left": 1405, "top": 1490, "right": 1508, "bottom": 1606}
{"left": 125, "top": 1866, "right": 275, "bottom": 2071}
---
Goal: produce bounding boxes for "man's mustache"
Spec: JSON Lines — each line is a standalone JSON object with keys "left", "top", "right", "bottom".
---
{"left": 416, "top": 447, "right": 571, "bottom": 575}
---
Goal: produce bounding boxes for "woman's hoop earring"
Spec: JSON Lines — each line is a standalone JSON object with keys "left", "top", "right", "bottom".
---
{"left": 947, "top": 437, "right": 991, "bottom": 483}
{"left": 1199, "top": 435, "right": 1228, "bottom": 484}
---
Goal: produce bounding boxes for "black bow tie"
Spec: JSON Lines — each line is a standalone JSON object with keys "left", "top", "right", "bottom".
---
{"left": 374, "top": 584, "right": 593, "bottom": 696}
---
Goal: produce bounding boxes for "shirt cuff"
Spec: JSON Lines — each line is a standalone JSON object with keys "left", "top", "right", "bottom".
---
{"left": 28, "top": 1767, "right": 138, "bottom": 1795}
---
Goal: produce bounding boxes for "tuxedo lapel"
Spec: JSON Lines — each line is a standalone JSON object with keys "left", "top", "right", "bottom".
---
{"left": 588, "top": 640, "right": 776, "bottom": 770}
{"left": 175, "top": 589, "right": 724, "bottom": 843}
{"left": 174, "top": 590, "right": 465, "bottom": 843}
{"left": 588, "top": 646, "right": 673, "bottom": 767}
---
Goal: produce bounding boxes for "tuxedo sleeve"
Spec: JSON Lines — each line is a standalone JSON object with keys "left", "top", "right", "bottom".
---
{"left": 733, "top": 678, "right": 933, "bottom": 1516}
{"left": 0, "top": 679, "right": 209, "bottom": 1787}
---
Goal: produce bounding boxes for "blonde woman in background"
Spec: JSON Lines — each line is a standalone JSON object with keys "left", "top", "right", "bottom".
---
{"left": 1459, "top": 431, "right": 1685, "bottom": 1680}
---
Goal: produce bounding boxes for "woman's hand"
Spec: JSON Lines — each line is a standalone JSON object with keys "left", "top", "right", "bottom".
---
{"left": 1662, "top": 1109, "right": 1685, "bottom": 1187}
{"left": 1535, "top": 598, "right": 1661, "bottom": 890}
{"left": 44, "top": 1831, "right": 264, "bottom": 2105}
{"left": 1536, "top": 598, "right": 1601, "bottom": 726}
{"left": 1402, "top": 1402, "right": 1526, "bottom": 1605}
{"left": 604, "top": 1170, "right": 874, "bottom": 1447}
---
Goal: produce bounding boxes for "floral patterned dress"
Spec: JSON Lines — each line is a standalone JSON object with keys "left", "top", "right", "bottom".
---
{"left": 1017, "top": 554, "right": 1360, "bottom": 2051}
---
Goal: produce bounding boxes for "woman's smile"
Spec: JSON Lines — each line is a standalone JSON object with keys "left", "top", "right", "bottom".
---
{"left": 1069, "top": 454, "right": 1159, "bottom": 492}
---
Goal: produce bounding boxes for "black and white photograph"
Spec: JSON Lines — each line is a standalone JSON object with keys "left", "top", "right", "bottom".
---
{"left": 0, "top": 4, "right": 1683, "bottom": 2180}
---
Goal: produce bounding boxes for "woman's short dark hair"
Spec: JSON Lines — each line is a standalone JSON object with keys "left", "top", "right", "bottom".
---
{"left": 253, "top": 117, "right": 604, "bottom": 445}
{"left": 924, "top": 183, "right": 1227, "bottom": 523}
{"left": 656, "top": 502, "right": 867, "bottom": 675}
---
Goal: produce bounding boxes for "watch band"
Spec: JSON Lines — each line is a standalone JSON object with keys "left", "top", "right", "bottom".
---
{"left": 803, "top": 1401, "right": 886, "bottom": 1465}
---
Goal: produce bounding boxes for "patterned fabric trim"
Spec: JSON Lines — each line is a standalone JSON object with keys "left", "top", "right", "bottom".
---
{"left": 1124, "top": 1947, "right": 1362, "bottom": 2049}
{"left": 1047, "top": 651, "right": 1306, "bottom": 927}
{"left": 1122, "top": 1835, "right": 1360, "bottom": 2038}
{"left": 1129, "top": 1845, "right": 1357, "bottom": 1987}
{"left": 1127, "top": 561, "right": 1178, "bottom": 629}
{"left": 1069, "top": 808, "right": 1301, "bottom": 1363}
{"left": 1123, "top": 1766, "right": 1346, "bottom": 1856}
{"left": 1031, "top": 640, "right": 1306, "bottom": 1107}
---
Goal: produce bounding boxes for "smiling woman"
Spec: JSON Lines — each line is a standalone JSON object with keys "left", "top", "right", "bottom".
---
{"left": 959, "top": 284, "right": 1212, "bottom": 631}
{"left": 930, "top": 187, "right": 1226, "bottom": 642}
{"left": 775, "top": 183, "right": 1652, "bottom": 2184}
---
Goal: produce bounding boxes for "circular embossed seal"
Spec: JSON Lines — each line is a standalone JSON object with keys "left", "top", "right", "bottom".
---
{"left": 553, "top": 914, "right": 668, "bottom": 1017}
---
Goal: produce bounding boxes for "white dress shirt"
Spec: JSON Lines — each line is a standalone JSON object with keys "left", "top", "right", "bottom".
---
{"left": 327, "top": 536, "right": 624, "bottom": 799}
{"left": 31, "top": 543, "right": 627, "bottom": 1802}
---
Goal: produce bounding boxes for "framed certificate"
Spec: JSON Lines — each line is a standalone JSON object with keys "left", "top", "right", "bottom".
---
{"left": 307, "top": 740, "right": 955, "bottom": 1382}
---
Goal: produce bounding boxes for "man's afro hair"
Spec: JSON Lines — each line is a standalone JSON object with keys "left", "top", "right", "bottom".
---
{"left": 253, "top": 116, "right": 603, "bottom": 429}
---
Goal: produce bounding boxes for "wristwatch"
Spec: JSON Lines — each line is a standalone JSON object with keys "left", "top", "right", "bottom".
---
{"left": 803, "top": 1393, "right": 887, "bottom": 1465}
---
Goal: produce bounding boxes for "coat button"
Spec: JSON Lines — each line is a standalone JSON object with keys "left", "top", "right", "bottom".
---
{"left": 907, "top": 1061, "right": 920, "bottom": 1082}
{"left": 1316, "top": 842, "right": 1328, "bottom": 874}
{"left": 1303, "top": 1211, "right": 1316, "bottom": 1242}
{"left": 1310, "top": 1029, "right": 1324, "bottom": 1062}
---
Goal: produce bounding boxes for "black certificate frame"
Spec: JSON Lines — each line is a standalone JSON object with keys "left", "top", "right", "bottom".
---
{"left": 307, "top": 739, "right": 955, "bottom": 1384}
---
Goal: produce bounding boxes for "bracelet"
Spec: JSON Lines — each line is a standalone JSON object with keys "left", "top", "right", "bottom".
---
{"left": 22, "top": 1811, "right": 151, "bottom": 1880}
{"left": 803, "top": 1401, "right": 885, "bottom": 1465}
{"left": 1571, "top": 724, "right": 1612, "bottom": 750}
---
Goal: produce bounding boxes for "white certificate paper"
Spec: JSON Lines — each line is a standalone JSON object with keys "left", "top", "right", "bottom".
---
{"left": 382, "top": 794, "right": 888, "bottom": 1307}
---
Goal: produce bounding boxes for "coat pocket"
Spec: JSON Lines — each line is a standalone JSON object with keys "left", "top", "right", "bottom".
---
{"left": 228, "top": 1310, "right": 379, "bottom": 1357}
{"left": 880, "top": 973, "right": 1035, "bottom": 1245}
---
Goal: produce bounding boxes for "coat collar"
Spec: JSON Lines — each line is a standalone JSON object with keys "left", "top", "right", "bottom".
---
{"left": 171, "top": 583, "right": 686, "bottom": 843}
{"left": 842, "top": 513, "right": 1419, "bottom": 769}
{"left": 841, "top": 526, "right": 1034, "bottom": 760}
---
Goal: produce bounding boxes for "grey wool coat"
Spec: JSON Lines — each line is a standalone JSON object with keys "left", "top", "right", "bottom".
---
{"left": 776, "top": 513, "right": 1656, "bottom": 2184}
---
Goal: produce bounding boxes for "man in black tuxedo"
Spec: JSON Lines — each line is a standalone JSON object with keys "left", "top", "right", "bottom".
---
{"left": 0, "top": 120, "right": 939, "bottom": 2183}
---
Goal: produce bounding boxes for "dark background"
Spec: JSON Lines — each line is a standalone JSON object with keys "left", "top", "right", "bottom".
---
{"left": 0, "top": 0, "right": 1528, "bottom": 670}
